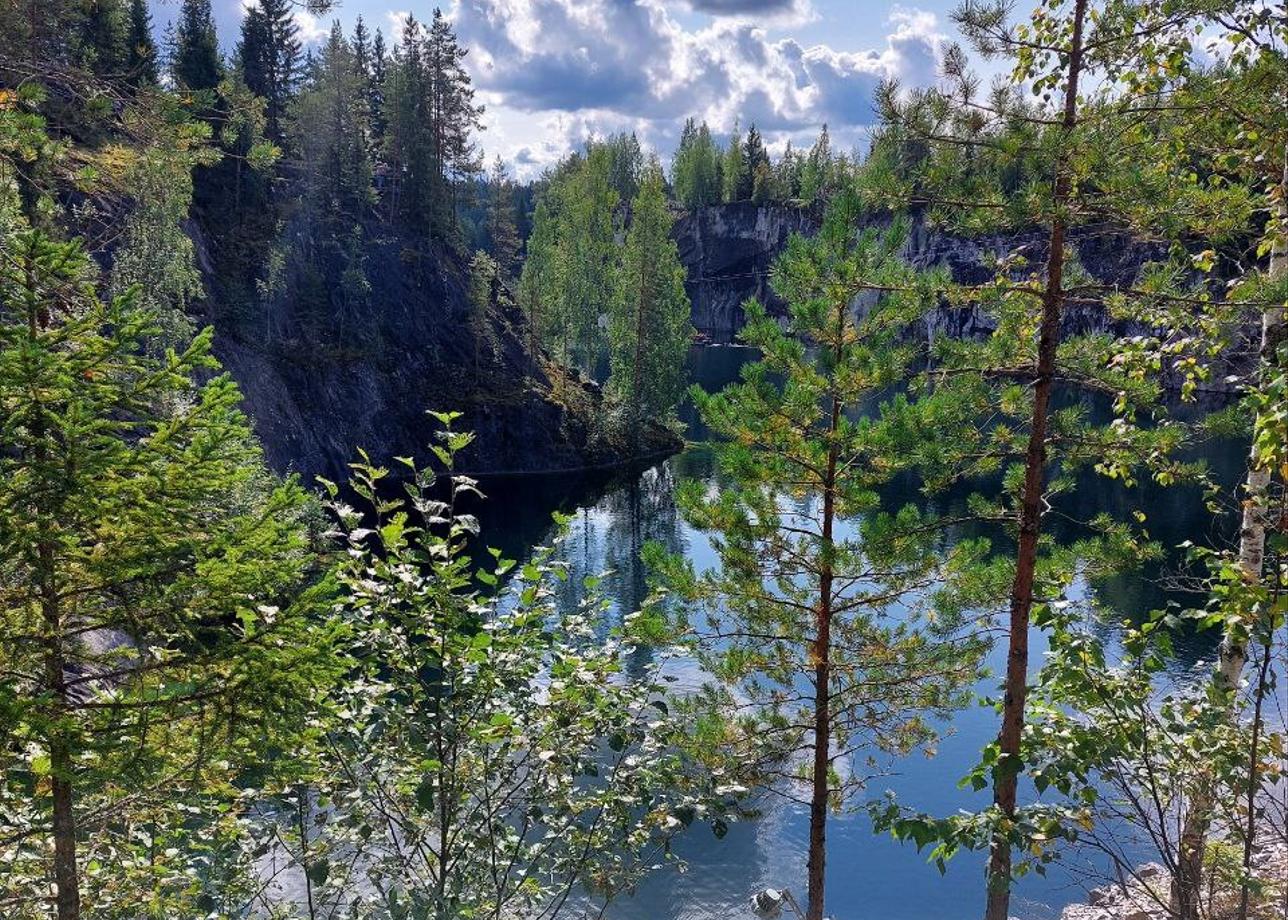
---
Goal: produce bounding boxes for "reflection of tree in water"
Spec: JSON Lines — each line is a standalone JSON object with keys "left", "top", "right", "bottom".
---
{"left": 548, "top": 462, "right": 687, "bottom": 632}
{"left": 604, "top": 463, "right": 685, "bottom": 617}
{"left": 483, "top": 351, "right": 1244, "bottom": 679}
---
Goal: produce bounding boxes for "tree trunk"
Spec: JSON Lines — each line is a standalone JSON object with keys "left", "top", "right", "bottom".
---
{"left": 25, "top": 241, "right": 80, "bottom": 920}
{"left": 1174, "top": 153, "right": 1288, "bottom": 920}
{"left": 632, "top": 243, "right": 649, "bottom": 427}
{"left": 807, "top": 306, "right": 844, "bottom": 920}
{"left": 983, "top": 5, "right": 1086, "bottom": 918}
{"left": 46, "top": 590, "right": 79, "bottom": 920}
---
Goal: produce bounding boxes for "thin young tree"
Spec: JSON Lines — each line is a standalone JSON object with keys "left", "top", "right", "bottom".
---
{"left": 608, "top": 161, "right": 693, "bottom": 426}
{"left": 293, "top": 415, "right": 743, "bottom": 919}
{"left": 722, "top": 121, "right": 746, "bottom": 203}
{"left": 651, "top": 191, "right": 984, "bottom": 920}
{"left": 486, "top": 155, "right": 521, "bottom": 281}
{"left": 865, "top": 2, "right": 1248, "bottom": 915}
{"left": 1157, "top": 8, "right": 1288, "bottom": 913}
{"left": 0, "top": 225, "right": 333, "bottom": 920}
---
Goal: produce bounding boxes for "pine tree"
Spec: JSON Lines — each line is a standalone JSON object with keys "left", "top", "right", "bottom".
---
{"left": 171, "top": 0, "right": 222, "bottom": 92}
{"left": 608, "top": 161, "right": 693, "bottom": 424}
{"left": 863, "top": 3, "right": 1242, "bottom": 916}
{"left": 382, "top": 11, "right": 482, "bottom": 238}
{"left": 652, "top": 191, "right": 982, "bottom": 920}
{"left": 427, "top": 8, "right": 483, "bottom": 229}
{"left": 0, "top": 0, "right": 82, "bottom": 67}
{"left": 384, "top": 13, "right": 432, "bottom": 227}
{"left": 125, "top": 0, "right": 157, "bottom": 87}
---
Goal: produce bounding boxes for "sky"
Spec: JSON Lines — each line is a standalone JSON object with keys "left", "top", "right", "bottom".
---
{"left": 150, "top": 0, "right": 978, "bottom": 179}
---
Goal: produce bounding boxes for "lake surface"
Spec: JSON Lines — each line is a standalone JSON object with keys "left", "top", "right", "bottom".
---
{"left": 477, "top": 345, "right": 1246, "bottom": 920}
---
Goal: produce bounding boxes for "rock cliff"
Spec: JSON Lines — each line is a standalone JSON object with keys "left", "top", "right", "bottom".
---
{"left": 200, "top": 228, "right": 675, "bottom": 484}
{"left": 673, "top": 202, "right": 819, "bottom": 339}
{"left": 675, "top": 203, "right": 1164, "bottom": 341}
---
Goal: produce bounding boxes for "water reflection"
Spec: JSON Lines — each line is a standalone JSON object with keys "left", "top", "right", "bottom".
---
{"left": 465, "top": 345, "right": 1246, "bottom": 920}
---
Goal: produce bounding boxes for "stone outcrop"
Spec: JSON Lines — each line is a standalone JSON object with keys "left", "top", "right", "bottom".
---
{"left": 1060, "top": 844, "right": 1288, "bottom": 920}
{"left": 201, "top": 229, "right": 676, "bottom": 484}
{"left": 673, "top": 202, "right": 1247, "bottom": 388}
{"left": 675, "top": 203, "right": 1164, "bottom": 341}
{"left": 673, "top": 201, "right": 819, "bottom": 339}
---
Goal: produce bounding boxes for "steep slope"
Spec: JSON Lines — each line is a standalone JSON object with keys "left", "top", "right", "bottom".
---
{"left": 199, "top": 228, "right": 676, "bottom": 483}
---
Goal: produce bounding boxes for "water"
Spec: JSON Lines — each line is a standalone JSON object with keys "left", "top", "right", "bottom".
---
{"left": 473, "top": 345, "right": 1246, "bottom": 920}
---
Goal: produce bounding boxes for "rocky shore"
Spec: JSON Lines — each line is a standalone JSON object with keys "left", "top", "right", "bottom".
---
{"left": 1060, "top": 845, "right": 1288, "bottom": 920}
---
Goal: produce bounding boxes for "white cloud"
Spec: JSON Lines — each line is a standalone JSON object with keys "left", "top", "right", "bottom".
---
{"left": 445, "top": 0, "right": 945, "bottom": 177}
{"left": 293, "top": 10, "right": 330, "bottom": 43}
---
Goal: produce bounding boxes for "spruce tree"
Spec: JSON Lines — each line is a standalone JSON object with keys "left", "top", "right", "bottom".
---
{"left": 80, "top": 0, "right": 128, "bottom": 77}
{"left": 742, "top": 123, "right": 768, "bottom": 199}
{"left": 798, "top": 124, "right": 832, "bottom": 202}
{"left": 171, "top": 0, "right": 221, "bottom": 92}
{"left": 125, "top": 0, "right": 157, "bottom": 87}
{"left": 351, "top": 14, "right": 371, "bottom": 78}
{"left": 776, "top": 139, "right": 801, "bottom": 199}
{"left": 237, "top": 0, "right": 300, "bottom": 144}
{"left": 0, "top": 226, "right": 332, "bottom": 920}
{"left": 368, "top": 27, "right": 388, "bottom": 149}
{"left": 289, "top": 21, "right": 374, "bottom": 234}
{"left": 608, "top": 161, "right": 693, "bottom": 424}
{"left": 722, "top": 122, "right": 746, "bottom": 203}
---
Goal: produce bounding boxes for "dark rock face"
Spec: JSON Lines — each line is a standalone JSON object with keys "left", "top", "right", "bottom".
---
{"left": 675, "top": 203, "right": 1164, "bottom": 341}
{"left": 673, "top": 202, "right": 1252, "bottom": 391}
{"left": 204, "top": 231, "right": 675, "bottom": 484}
{"left": 673, "top": 202, "right": 819, "bottom": 340}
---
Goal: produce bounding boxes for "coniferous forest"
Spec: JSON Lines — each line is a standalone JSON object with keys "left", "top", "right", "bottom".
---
{"left": 0, "top": 1, "right": 1286, "bottom": 919}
